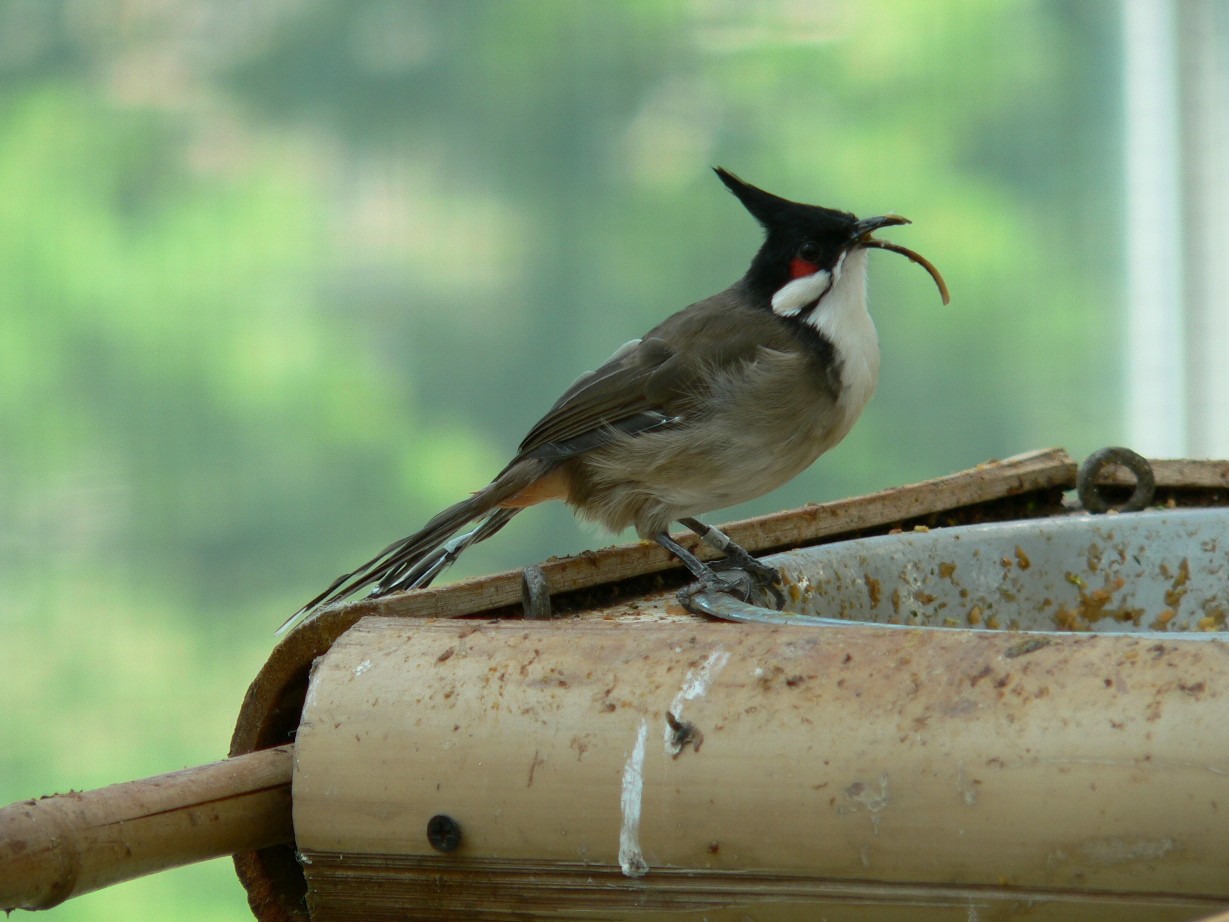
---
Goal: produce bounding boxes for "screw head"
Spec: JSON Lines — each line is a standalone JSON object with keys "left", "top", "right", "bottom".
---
{"left": 426, "top": 814, "right": 462, "bottom": 853}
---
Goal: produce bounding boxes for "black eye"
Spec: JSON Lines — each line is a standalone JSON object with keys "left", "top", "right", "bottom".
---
{"left": 797, "top": 241, "right": 820, "bottom": 263}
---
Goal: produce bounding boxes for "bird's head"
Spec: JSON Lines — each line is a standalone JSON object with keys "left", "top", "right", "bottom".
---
{"left": 715, "top": 167, "right": 949, "bottom": 318}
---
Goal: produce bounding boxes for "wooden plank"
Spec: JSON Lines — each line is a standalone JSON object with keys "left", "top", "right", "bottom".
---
{"left": 1095, "top": 458, "right": 1229, "bottom": 489}
{"left": 0, "top": 747, "right": 293, "bottom": 911}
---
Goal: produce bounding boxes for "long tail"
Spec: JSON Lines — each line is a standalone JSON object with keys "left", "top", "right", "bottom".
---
{"left": 373, "top": 507, "right": 519, "bottom": 596}
{"left": 278, "top": 462, "right": 542, "bottom": 634}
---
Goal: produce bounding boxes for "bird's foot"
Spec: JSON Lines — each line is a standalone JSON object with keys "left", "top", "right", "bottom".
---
{"left": 677, "top": 568, "right": 755, "bottom": 608}
{"left": 656, "top": 527, "right": 783, "bottom": 613}
{"left": 677, "top": 561, "right": 784, "bottom": 612}
{"left": 710, "top": 554, "right": 781, "bottom": 588}
{"left": 676, "top": 517, "right": 784, "bottom": 608}
{"left": 706, "top": 550, "right": 784, "bottom": 607}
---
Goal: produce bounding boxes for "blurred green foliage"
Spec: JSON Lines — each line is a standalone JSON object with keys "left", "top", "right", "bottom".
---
{"left": 0, "top": 1, "right": 1121, "bottom": 918}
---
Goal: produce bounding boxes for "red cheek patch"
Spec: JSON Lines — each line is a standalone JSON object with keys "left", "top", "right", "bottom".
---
{"left": 790, "top": 257, "right": 819, "bottom": 279}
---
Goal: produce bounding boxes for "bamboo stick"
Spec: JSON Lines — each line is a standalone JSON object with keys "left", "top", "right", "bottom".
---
{"left": 0, "top": 745, "right": 293, "bottom": 911}
{"left": 292, "top": 618, "right": 1229, "bottom": 921}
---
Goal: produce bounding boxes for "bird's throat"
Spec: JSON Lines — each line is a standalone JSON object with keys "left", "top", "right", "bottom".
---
{"left": 810, "top": 248, "right": 879, "bottom": 412}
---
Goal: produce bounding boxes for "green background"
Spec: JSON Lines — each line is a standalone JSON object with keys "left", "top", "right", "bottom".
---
{"left": 1, "top": 1, "right": 1122, "bottom": 918}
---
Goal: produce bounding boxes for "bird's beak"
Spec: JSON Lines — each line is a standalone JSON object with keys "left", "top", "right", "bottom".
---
{"left": 853, "top": 213, "right": 950, "bottom": 306}
{"left": 853, "top": 214, "right": 911, "bottom": 240}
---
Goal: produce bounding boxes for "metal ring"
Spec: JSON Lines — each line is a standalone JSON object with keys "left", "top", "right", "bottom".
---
{"left": 1077, "top": 447, "right": 1156, "bottom": 513}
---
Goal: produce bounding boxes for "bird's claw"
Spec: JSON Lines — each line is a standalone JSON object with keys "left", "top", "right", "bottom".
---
{"left": 678, "top": 570, "right": 753, "bottom": 608}
{"left": 677, "top": 562, "right": 784, "bottom": 612}
{"left": 748, "top": 561, "right": 786, "bottom": 608}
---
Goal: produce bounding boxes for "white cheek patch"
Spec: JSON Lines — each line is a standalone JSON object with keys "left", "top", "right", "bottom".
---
{"left": 771, "top": 251, "right": 848, "bottom": 317}
{"left": 771, "top": 268, "right": 832, "bottom": 316}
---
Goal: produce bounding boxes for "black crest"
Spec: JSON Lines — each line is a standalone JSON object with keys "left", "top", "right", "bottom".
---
{"left": 715, "top": 168, "right": 802, "bottom": 226}
{"left": 715, "top": 168, "right": 855, "bottom": 235}
{"left": 714, "top": 167, "right": 859, "bottom": 301}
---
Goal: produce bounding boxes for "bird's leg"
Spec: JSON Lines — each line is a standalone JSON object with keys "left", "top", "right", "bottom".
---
{"left": 655, "top": 532, "right": 755, "bottom": 604}
{"left": 677, "top": 517, "right": 783, "bottom": 606}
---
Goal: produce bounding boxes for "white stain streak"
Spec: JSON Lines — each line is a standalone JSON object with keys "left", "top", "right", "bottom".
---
{"left": 352, "top": 659, "right": 372, "bottom": 677}
{"left": 664, "top": 649, "right": 729, "bottom": 755}
{"left": 846, "top": 774, "right": 890, "bottom": 834}
{"left": 619, "top": 720, "right": 650, "bottom": 878}
{"left": 1080, "top": 837, "right": 1176, "bottom": 866}
{"left": 955, "top": 764, "right": 978, "bottom": 806}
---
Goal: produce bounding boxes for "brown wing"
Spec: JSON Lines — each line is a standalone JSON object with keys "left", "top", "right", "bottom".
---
{"left": 514, "top": 335, "right": 683, "bottom": 461}
{"left": 511, "top": 289, "right": 792, "bottom": 465}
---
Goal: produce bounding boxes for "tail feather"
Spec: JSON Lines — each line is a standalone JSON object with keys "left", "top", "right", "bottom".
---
{"left": 376, "top": 507, "right": 519, "bottom": 596}
{"left": 278, "top": 464, "right": 542, "bottom": 635}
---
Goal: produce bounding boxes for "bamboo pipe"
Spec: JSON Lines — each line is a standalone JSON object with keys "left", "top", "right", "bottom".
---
{"left": 293, "top": 618, "right": 1229, "bottom": 921}
{"left": 0, "top": 745, "right": 293, "bottom": 911}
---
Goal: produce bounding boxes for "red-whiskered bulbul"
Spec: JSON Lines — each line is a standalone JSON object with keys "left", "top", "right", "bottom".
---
{"left": 282, "top": 168, "right": 948, "bottom": 632}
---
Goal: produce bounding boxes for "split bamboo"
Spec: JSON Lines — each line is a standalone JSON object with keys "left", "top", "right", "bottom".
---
{"left": 291, "top": 617, "right": 1229, "bottom": 921}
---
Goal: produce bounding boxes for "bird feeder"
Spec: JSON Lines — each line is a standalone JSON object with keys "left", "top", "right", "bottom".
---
{"left": 4, "top": 448, "right": 1229, "bottom": 922}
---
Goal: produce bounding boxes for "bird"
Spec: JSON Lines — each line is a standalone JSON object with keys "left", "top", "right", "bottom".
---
{"left": 280, "top": 168, "right": 948, "bottom": 633}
